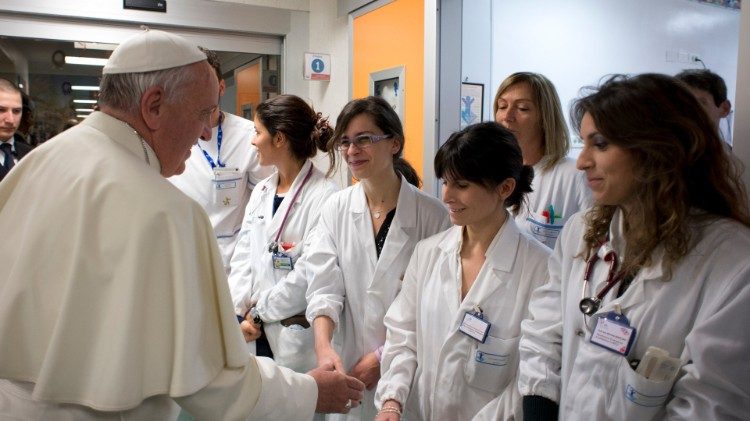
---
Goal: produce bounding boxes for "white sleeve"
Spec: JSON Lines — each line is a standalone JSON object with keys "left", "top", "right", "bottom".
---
{"left": 254, "top": 187, "right": 334, "bottom": 322}
{"left": 175, "top": 356, "right": 317, "bottom": 420}
{"left": 227, "top": 199, "right": 260, "bottom": 316}
{"left": 305, "top": 198, "right": 346, "bottom": 326}
{"left": 518, "top": 236, "right": 564, "bottom": 402}
{"left": 666, "top": 265, "right": 750, "bottom": 419}
{"left": 374, "top": 244, "right": 421, "bottom": 409}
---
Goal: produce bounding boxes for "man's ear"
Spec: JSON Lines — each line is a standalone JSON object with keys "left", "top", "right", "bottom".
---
{"left": 719, "top": 100, "right": 731, "bottom": 119}
{"left": 140, "top": 86, "right": 165, "bottom": 130}
{"left": 218, "top": 79, "right": 226, "bottom": 98}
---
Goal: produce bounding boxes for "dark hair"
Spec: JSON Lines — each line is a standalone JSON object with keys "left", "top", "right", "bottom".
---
{"left": 675, "top": 69, "right": 727, "bottom": 106}
{"left": 199, "top": 46, "right": 222, "bottom": 81}
{"left": 0, "top": 78, "right": 20, "bottom": 96}
{"left": 255, "top": 94, "right": 332, "bottom": 162}
{"left": 572, "top": 73, "right": 750, "bottom": 278}
{"left": 435, "top": 122, "right": 533, "bottom": 215}
{"left": 328, "top": 96, "right": 420, "bottom": 187}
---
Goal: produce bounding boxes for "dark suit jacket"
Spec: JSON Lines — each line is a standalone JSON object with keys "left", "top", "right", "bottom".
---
{"left": 0, "top": 137, "right": 33, "bottom": 182}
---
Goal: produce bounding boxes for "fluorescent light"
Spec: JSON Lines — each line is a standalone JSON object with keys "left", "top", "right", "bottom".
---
{"left": 74, "top": 41, "right": 118, "bottom": 51}
{"left": 72, "top": 85, "right": 100, "bottom": 91}
{"left": 73, "top": 99, "right": 97, "bottom": 104}
{"left": 76, "top": 114, "right": 88, "bottom": 118}
{"left": 75, "top": 108, "right": 95, "bottom": 112}
{"left": 65, "top": 56, "right": 108, "bottom": 66}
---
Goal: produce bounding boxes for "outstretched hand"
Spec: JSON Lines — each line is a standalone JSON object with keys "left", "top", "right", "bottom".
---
{"left": 308, "top": 363, "right": 365, "bottom": 414}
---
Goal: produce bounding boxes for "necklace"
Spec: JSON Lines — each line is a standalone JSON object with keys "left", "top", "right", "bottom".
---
{"left": 122, "top": 120, "right": 150, "bottom": 165}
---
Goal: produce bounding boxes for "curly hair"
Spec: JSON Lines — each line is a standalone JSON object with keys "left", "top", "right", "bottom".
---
{"left": 571, "top": 73, "right": 750, "bottom": 278}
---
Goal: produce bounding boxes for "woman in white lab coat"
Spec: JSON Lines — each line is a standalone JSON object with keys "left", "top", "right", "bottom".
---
{"left": 519, "top": 74, "right": 750, "bottom": 420}
{"left": 494, "top": 72, "right": 591, "bottom": 248}
{"left": 375, "top": 122, "right": 551, "bottom": 421}
{"left": 228, "top": 94, "right": 338, "bottom": 373}
{"left": 305, "top": 96, "right": 450, "bottom": 420}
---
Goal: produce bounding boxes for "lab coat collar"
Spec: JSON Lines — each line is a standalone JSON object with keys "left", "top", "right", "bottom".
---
{"left": 263, "top": 159, "right": 314, "bottom": 241}
{"left": 368, "top": 176, "right": 419, "bottom": 287}
{"left": 438, "top": 214, "right": 521, "bottom": 317}
{"left": 85, "top": 111, "right": 161, "bottom": 174}
{"left": 596, "top": 208, "right": 665, "bottom": 316}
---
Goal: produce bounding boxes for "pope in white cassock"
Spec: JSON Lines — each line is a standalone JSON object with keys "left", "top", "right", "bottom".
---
{"left": 0, "top": 28, "right": 364, "bottom": 420}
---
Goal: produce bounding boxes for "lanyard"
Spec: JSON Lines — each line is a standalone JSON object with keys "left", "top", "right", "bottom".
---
{"left": 269, "top": 165, "right": 314, "bottom": 252}
{"left": 199, "top": 121, "right": 226, "bottom": 169}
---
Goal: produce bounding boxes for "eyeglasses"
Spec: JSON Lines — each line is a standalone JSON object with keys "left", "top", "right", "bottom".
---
{"left": 336, "top": 134, "right": 392, "bottom": 151}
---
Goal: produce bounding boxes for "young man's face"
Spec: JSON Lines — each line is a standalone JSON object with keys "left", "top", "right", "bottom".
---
{"left": 0, "top": 90, "right": 22, "bottom": 142}
{"left": 688, "top": 87, "right": 731, "bottom": 128}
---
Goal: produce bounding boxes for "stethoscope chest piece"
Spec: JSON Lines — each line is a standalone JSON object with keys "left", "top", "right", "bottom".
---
{"left": 579, "top": 297, "right": 601, "bottom": 316}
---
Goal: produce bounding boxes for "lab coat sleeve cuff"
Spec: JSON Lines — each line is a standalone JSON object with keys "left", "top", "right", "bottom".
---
{"left": 249, "top": 357, "right": 318, "bottom": 419}
{"left": 306, "top": 298, "right": 342, "bottom": 327}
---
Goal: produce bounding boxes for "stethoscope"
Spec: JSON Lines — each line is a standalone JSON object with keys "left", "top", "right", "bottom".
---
{"left": 579, "top": 241, "right": 628, "bottom": 316}
{"left": 266, "top": 165, "right": 314, "bottom": 254}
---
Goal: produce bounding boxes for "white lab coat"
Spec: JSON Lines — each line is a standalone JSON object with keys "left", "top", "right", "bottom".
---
{"left": 229, "top": 160, "right": 338, "bottom": 372}
{"left": 376, "top": 217, "right": 550, "bottom": 420}
{"left": 305, "top": 177, "right": 451, "bottom": 420}
{"left": 519, "top": 209, "right": 750, "bottom": 420}
{"left": 169, "top": 112, "right": 273, "bottom": 272}
{"left": 514, "top": 157, "right": 591, "bottom": 249}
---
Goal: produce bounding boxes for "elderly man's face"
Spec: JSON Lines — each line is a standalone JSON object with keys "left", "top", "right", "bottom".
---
{"left": 0, "top": 90, "right": 22, "bottom": 142}
{"left": 154, "top": 61, "right": 218, "bottom": 177}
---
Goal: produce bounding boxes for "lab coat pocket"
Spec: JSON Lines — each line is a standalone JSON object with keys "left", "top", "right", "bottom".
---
{"left": 465, "top": 335, "right": 519, "bottom": 394}
{"left": 526, "top": 214, "right": 564, "bottom": 249}
{"left": 275, "top": 324, "right": 317, "bottom": 373}
{"left": 212, "top": 170, "right": 245, "bottom": 207}
{"left": 609, "top": 357, "right": 674, "bottom": 419}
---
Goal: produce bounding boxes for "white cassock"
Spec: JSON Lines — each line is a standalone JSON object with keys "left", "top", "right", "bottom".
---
{"left": 0, "top": 111, "right": 317, "bottom": 420}
{"left": 514, "top": 156, "right": 592, "bottom": 249}
{"left": 229, "top": 159, "right": 338, "bottom": 372}
{"left": 519, "top": 209, "right": 750, "bottom": 420}
{"left": 169, "top": 111, "right": 273, "bottom": 273}
{"left": 305, "top": 177, "right": 450, "bottom": 420}
{"left": 375, "top": 218, "right": 550, "bottom": 420}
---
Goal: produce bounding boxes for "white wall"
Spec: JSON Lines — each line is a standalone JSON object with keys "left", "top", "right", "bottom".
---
{"left": 307, "top": 0, "right": 351, "bottom": 188}
{"left": 461, "top": 0, "right": 492, "bottom": 124}
{"left": 487, "top": 0, "right": 741, "bottom": 144}
{"left": 733, "top": 2, "right": 750, "bottom": 196}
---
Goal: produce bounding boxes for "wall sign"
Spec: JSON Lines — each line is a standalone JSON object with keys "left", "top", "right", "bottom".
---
{"left": 304, "top": 53, "right": 331, "bottom": 81}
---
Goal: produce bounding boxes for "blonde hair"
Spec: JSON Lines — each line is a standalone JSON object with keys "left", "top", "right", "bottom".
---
{"left": 493, "top": 72, "right": 570, "bottom": 170}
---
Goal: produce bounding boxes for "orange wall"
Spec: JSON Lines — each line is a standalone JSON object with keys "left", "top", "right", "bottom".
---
{"left": 235, "top": 61, "right": 261, "bottom": 117}
{"left": 353, "top": 0, "right": 425, "bottom": 181}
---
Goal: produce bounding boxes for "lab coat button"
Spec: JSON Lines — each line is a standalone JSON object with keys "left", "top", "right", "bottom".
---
{"left": 576, "top": 329, "right": 585, "bottom": 337}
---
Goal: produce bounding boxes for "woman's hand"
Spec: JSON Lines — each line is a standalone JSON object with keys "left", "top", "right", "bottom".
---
{"left": 349, "top": 351, "right": 381, "bottom": 390}
{"left": 240, "top": 315, "right": 261, "bottom": 342}
{"left": 375, "top": 400, "right": 401, "bottom": 421}
{"left": 316, "top": 345, "right": 346, "bottom": 373}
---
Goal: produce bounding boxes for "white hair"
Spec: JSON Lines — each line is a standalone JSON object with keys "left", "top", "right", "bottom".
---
{"left": 98, "top": 64, "right": 199, "bottom": 113}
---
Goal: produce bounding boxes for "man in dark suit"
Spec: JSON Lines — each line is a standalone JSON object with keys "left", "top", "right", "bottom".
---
{"left": 0, "top": 78, "right": 31, "bottom": 182}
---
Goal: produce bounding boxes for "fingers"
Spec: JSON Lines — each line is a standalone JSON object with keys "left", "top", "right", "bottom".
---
{"left": 345, "top": 374, "right": 366, "bottom": 391}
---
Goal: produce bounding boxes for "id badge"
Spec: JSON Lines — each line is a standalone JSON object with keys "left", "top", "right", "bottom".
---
{"left": 212, "top": 169, "right": 242, "bottom": 207}
{"left": 271, "top": 252, "right": 293, "bottom": 270}
{"left": 459, "top": 311, "right": 491, "bottom": 343}
{"left": 590, "top": 312, "right": 637, "bottom": 356}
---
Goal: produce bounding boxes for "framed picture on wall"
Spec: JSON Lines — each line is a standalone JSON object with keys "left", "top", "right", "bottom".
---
{"left": 460, "top": 82, "right": 484, "bottom": 129}
{"left": 370, "top": 66, "right": 405, "bottom": 121}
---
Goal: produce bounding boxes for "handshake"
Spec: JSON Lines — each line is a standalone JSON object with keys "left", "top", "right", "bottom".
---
{"left": 309, "top": 363, "right": 366, "bottom": 414}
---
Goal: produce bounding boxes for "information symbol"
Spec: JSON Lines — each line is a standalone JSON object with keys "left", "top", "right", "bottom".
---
{"left": 311, "top": 59, "right": 324, "bottom": 73}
